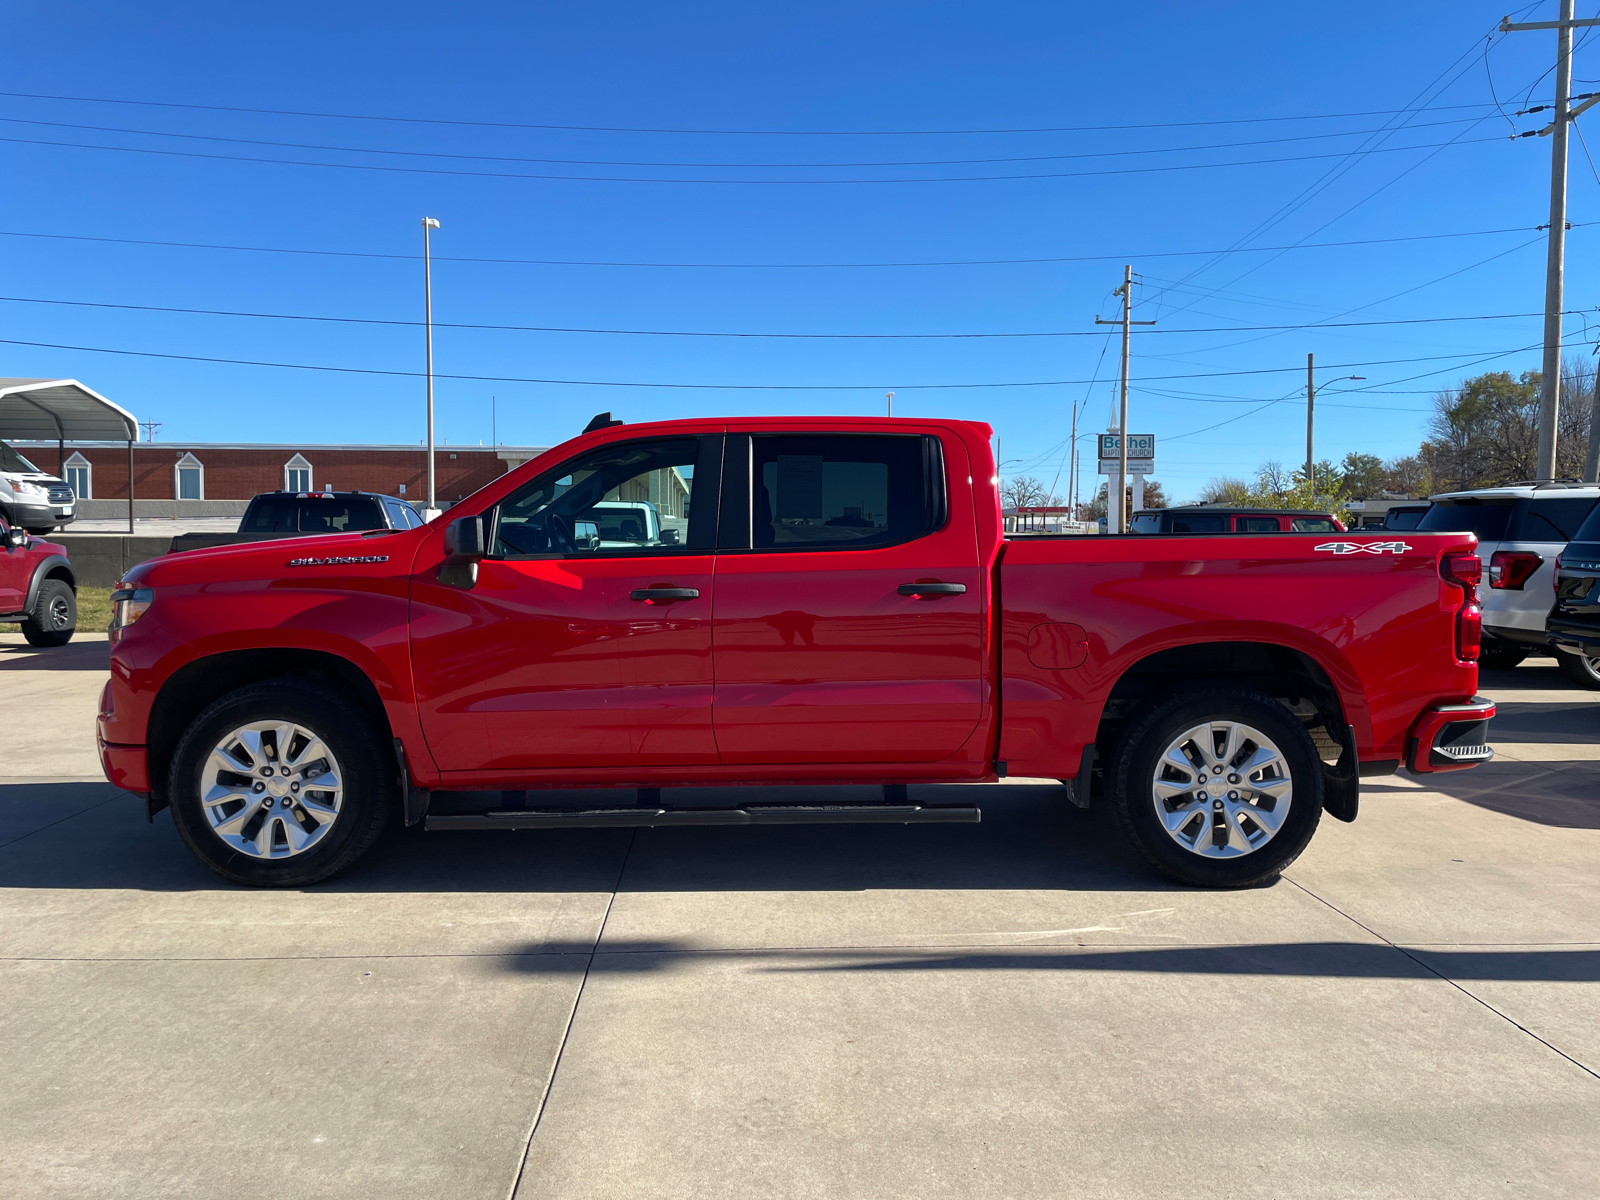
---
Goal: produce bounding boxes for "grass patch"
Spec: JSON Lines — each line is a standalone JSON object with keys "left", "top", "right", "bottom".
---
{"left": 1, "top": 585, "right": 113, "bottom": 634}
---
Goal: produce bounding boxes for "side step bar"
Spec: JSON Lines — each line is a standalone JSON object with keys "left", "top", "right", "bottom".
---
{"left": 427, "top": 803, "right": 980, "bottom": 831}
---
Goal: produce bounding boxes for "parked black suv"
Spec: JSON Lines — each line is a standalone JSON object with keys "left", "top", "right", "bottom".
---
{"left": 169, "top": 491, "right": 425, "bottom": 553}
{"left": 1548, "top": 500, "right": 1600, "bottom": 689}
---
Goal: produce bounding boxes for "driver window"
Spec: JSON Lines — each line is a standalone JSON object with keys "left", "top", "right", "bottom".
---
{"left": 493, "top": 437, "right": 704, "bottom": 558}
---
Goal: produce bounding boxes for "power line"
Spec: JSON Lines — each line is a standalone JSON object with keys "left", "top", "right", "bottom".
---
{"left": 0, "top": 292, "right": 1566, "bottom": 339}
{"left": 0, "top": 130, "right": 1504, "bottom": 185}
{"left": 0, "top": 336, "right": 1535, "bottom": 390}
{"left": 0, "top": 89, "right": 1516, "bottom": 137}
{"left": 0, "top": 223, "right": 1559, "bottom": 270}
{"left": 0, "top": 112, "right": 1495, "bottom": 170}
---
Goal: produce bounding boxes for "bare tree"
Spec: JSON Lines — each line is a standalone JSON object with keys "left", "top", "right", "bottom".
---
{"left": 1000, "top": 475, "right": 1062, "bottom": 509}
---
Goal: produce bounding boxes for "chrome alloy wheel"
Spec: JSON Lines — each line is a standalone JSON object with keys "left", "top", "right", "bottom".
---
{"left": 1151, "top": 720, "right": 1292, "bottom": 858}
{"left": 200, "top": 721, "right": 344, "bottom": 859}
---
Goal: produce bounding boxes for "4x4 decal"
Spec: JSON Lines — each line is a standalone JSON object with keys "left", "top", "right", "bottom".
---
{"left": 1314, "top": 541, "right": 1410, "bottom": 555}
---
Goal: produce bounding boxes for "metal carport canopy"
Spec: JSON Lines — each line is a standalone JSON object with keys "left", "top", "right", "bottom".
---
{"left": 0, "top": 378, "right": 138, "bottom": 441}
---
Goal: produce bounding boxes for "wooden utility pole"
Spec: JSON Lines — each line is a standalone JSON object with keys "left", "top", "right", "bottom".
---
{"left": 1095, "top": 265, "right": 1154, "bottom": 533}
{"left": 1501, "top": 3, "right": 1600, "bottom": 477}
{"left": 1306, "top": 353, "right": 1316, "bottom": 489}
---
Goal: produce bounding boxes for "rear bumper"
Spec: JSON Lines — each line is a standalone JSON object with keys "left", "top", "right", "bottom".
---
{"left": 1405, "top": 696, "right": 1496, "bottom": 774}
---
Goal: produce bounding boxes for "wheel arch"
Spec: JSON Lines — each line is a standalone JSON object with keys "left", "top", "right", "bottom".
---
{"left": 23, "top": 555, "right": 75, "bottom": 613}
{"left": 1094, "top": 638, "right": 1365, "bottom": 821}
{"left": 146, "top": 648, "right": 395, "bottom": 804}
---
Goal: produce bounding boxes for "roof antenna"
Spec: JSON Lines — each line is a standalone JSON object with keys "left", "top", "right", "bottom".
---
{"left": 583, "top": 412, "right": 625, "bottom": 433}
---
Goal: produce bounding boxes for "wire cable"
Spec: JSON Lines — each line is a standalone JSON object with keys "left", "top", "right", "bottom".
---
{"left": 0, "top": 89, "right": 1519, "bottom": 137}
{"left": 0, "top": 224, "right": 1557, "bottom": 269}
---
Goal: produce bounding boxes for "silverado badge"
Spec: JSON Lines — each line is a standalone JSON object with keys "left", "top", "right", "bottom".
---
{"left": 285, "top": 555, "right": 391, "bottom": 567}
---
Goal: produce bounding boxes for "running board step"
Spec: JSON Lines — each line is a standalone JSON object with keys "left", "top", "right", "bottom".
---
{"left": 426, "top": 803, "right": 980, "bottom": 831}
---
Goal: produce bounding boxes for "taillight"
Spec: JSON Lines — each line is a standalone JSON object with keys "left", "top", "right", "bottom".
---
{"left": 1488, "top": 550, "right": 1543, "bottom": 589}
{"left": 1441, "top": 552, "right": 1481, "bottom": 589}
{"left": 1457, "top": 600, "right": 1482, "bottom": 661}
{"left": 1441, "top": 552, "right": 1481, "bottom": 662}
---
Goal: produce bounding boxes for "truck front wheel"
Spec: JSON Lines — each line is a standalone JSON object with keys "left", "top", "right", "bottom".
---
{"left": 1108, "top": 686, "right": 1323, "bottom": 888}
{"left": 168, "top": 679, "right": 393, "bottom": 887}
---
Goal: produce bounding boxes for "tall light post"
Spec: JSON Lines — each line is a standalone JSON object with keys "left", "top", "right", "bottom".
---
{"left": 1305, "top": 352, "right": 1364, "bottom": 497}
{"left": 422, "top": 216, "right": 441, "bottom": 519}
{"left": 886, "top": 391, "right": 894, "bottom": 417}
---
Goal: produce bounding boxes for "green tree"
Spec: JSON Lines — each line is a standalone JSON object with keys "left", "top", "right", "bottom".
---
{"left": 1339, "top": 452, "right": 1388, "bottom": 499}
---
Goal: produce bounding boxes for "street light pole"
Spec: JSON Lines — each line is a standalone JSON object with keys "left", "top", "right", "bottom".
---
{"left": 422, "top": 216, "right": 441, "bottom": 518}
{"left": 886, "top": 391, "right": 894, "bottom": 417}
{"left": 1305, "top": 354, "right": 1365, "bottom": 498}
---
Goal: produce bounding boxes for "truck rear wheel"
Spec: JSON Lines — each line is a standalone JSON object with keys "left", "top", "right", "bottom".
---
{"left": 168, "top": 679, "right": 393, "bottom": 887}
{"left": 21, "top": 579, "right": 75, "bottom": 647}
{"left": 1108, "top": 686, "right": 1323, "bottom": 888}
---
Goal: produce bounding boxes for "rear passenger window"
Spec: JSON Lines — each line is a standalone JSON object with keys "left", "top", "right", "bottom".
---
{"left": 1291, "top": 517, "right": 1337, "bottom": 532}
{"left": 749, "top": 435, "right": 935, "bottom": 551}
{"left": 1168, "top": 515, "right": 1227, "bottom": 533}
{"left": 1511, "top": 497, "right": 1599, "bottom": 542}
{"left": 1419, "top": 501, "right": 1513, "bottom": 540}
{"left": 1236, "top": 517, "right": 1280, "bottom": 532}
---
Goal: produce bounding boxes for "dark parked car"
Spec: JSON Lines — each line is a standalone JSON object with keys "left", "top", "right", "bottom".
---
{"left": 1384, "top": 504, "right": 1430, "bottom": 530}
{"left": 1128, "top": 506, "right": 1345, "bottom": 534}
{"left": 1547, "top": 498, "right": 1600, "bottom": 688}
{"left": 169, "top": 491, "right": 425, "bottom": 553}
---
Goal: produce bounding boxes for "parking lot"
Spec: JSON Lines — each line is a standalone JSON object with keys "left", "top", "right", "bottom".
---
{"left": 1, "top": 631, "right": 1595, "bottom": 1199}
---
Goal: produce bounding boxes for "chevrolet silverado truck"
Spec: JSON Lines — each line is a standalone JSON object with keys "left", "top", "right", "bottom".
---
{"left": 97, "top": 416, "right": 1494, "bottom": 889}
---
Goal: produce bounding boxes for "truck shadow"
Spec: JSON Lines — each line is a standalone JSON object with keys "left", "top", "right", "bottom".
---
{"left": 0, "top": 634, "right": 110, "bottom": 672}
{"left": 495, "top": 939, "right": 1600, "bottom": 984}
{"left": 0, "top": 780, "right": 1173, "bottom": 894}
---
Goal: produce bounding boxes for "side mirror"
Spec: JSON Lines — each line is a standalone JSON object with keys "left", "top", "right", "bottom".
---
{"left": 573, "top": 520, "right": 601, "bottom": 551}
{"left": 2, "top": 526, "right": 24, "bottom": 549}
{"left": 658, "top": 528, "right": 680, "bottom": 545}
{"left": 438, "top": 515, "right": 485, "bottom": 589}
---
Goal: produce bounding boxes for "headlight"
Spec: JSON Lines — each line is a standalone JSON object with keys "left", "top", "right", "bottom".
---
{"left": 6, "top": 476, "right": 48, "bottom": 496}
{"left": 109, "top": 587, "right": 154, "bottom": 638}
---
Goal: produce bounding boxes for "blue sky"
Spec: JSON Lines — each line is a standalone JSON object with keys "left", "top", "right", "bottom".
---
{"left": 1, "top": 1, "right": 1596, "bottom": 501}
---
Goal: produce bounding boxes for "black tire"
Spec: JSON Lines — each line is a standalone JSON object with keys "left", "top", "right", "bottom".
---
{"left": 20, "top": 579, "right": 75, "bottom": 647}
{"left": 1108, "top": 685, "right": 1324, "bottom": 889}
{"left": 1477, "top": 645, "right": 1528, "bottom": 672}
{"left": 1555, "top": 648, "right": 1600, "bottom": 690}
{"left": 168, "top": 678, "right": 393, "bottom": 887}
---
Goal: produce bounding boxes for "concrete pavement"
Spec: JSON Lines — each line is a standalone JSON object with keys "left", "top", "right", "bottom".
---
{"left": 0, "top": 633, "right": 1595, "bottom": 1198}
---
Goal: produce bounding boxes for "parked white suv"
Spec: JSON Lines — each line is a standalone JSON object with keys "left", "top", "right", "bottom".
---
{"left": 1416, "top": 482, "right": 1600, "bottom": 676}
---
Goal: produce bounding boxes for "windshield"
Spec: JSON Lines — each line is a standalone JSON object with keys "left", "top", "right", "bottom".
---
{"left": 0, "top": 440, "right": 40, "bottom": 474}
{"left": 1418, "top": 499, "right": 1513, "bottom": 541}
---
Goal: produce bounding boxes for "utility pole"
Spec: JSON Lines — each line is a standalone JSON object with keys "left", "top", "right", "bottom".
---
{"left": 139, "top": 420, "right": 161, "bottom": 442}
{"left": 1503, "top": 3, "right": 1600, "bottom": 477}
{"left": 1096, "top": 264, "right": 1155, "bottom": 533}
{"left": 422, "top": 216, "right": 441, "bottom": 518}
{"left": 886, "top": 391, "right": 894, "bottom": 417}
{"left": 1306, "top": 353, "right": 1316, "bottom": 489}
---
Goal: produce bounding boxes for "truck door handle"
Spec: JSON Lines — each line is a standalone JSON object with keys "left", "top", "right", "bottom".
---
{"left": 897, "top": 582, "right": 966, "bottom": 597}
{"left": 630, "top": 587, "right": 700, "bottom": 603}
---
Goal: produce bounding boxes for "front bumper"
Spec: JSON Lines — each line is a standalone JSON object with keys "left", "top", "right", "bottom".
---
{"left": 1405, "top": 696, "right": 1496, "bottom": 774}
{"left": 11, "top": 499, "right": 75, "bottom": 528}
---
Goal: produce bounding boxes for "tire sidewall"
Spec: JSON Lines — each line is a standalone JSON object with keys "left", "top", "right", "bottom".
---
{"left": 1556, "top": 648, "right": 1600, "bottom": 689}
{"left": 169, "top": 680, "right": 390, "bottom": 887}
{"left": 1111, "top": 686, "right": 1324, "bottom": 888}
{"left": 21, "top": 579, "right": 75, "bottom": 646}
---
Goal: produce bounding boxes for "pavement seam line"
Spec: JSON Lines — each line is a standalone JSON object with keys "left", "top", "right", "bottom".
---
{"left": 0, "top": 792, "right": 124, "bottom": 851}
{"left": 1283, "top": 875, "right": 1600, "bottom": 1083}
{"left": 505, "top": 827, "right": 638, "bottom": 1200}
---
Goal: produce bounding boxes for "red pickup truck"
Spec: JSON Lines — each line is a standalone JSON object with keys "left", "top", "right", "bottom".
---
{"left": 98, "top": 416, "right": 1494, "bottom": 890}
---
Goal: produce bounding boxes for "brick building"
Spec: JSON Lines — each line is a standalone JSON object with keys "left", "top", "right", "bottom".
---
{"left": 15, "top": 442, "right": 549, "bottom": 504}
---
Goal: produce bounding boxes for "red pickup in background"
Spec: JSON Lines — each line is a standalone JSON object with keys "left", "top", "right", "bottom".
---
{"left": 99, "top": 416, "right": 1493, "bottom": 889}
